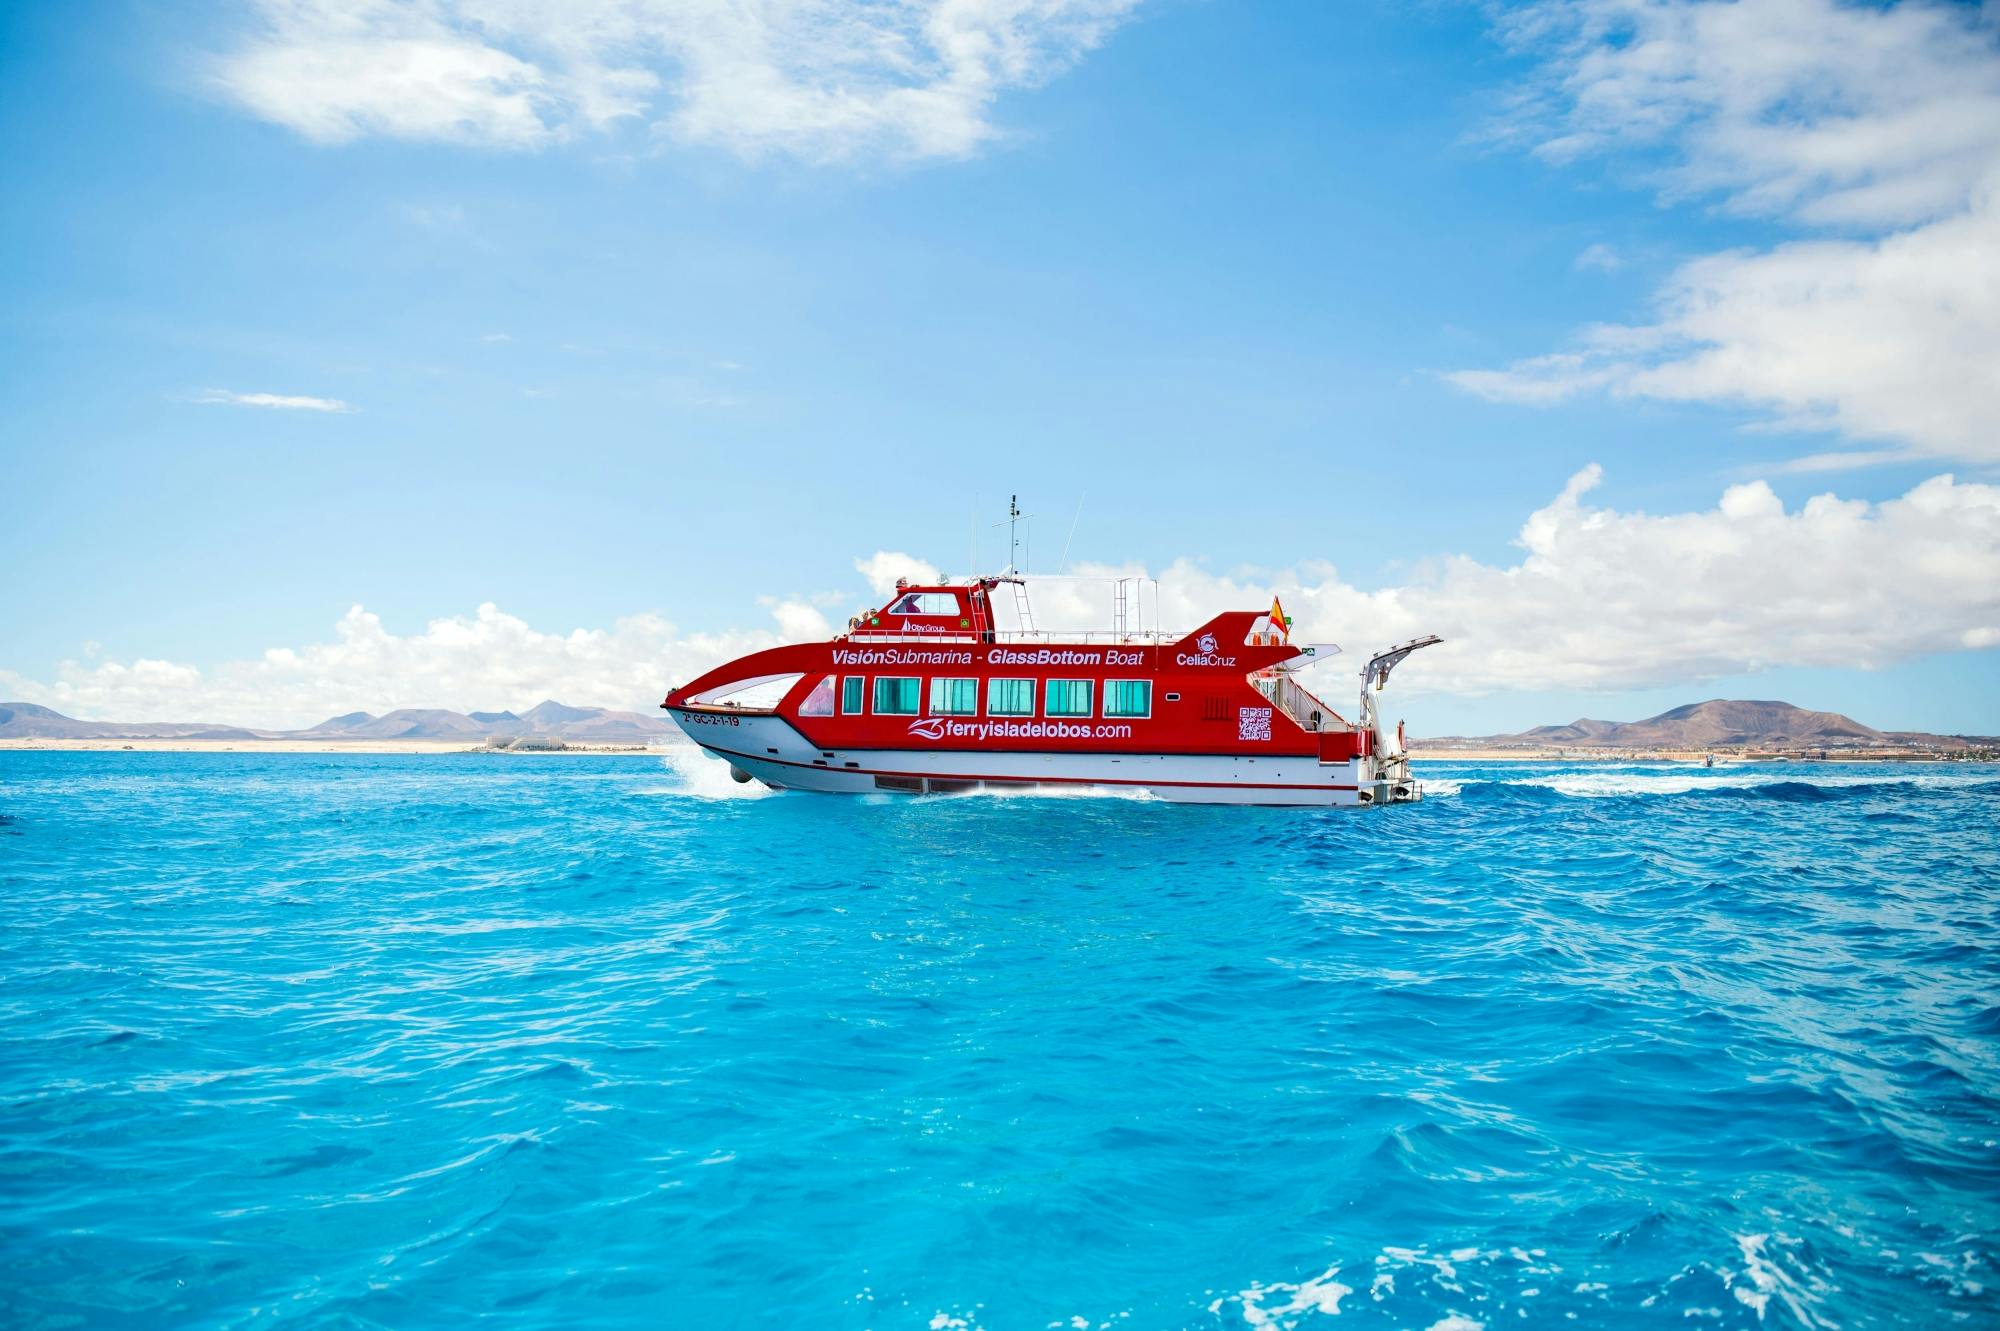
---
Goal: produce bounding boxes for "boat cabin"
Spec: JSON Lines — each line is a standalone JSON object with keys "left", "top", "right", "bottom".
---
{"left": 848, "top": 579, "right": 996, "bottom": 640}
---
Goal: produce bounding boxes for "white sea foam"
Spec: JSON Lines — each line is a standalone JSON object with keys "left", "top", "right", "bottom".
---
{"left": 953, "top": 782, "right": 1163, "bottom": 803}
{"left": 1448, "top": 766, "right": 1993, "bottom": 800}
{"left": 656, "top": 747, "right": 773, "bottom": 799}
{"left": 1725, "top": 1233, "right": 1832, "bottom": 1328}
{"left": 1222, "top": 1266, "right": 1352, "bottom": 1328}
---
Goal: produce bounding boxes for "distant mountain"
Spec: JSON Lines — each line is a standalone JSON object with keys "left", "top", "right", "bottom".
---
{"left": 1421, "top": 699, "right": 1977, "bottom": 752}
{"left": 514, "top": 700, "right": 679, "bottom": 742}
{"left": 290, "top": 708, "right": 496, "bottom": 740}
{"left": 0, "top": 701, "right": 681, "bottom": 743}
{"left": 520, "top": 701, "right": 597, "bottom": 725}
{"left": 0, "top": 702, "right": 264, "bottom": 741}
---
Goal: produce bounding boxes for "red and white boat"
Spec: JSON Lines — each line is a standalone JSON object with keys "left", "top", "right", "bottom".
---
{"left": 663, "top": 569, "right": 1440, "bottom": 807}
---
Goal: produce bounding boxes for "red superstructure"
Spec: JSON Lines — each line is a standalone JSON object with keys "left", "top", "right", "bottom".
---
{"left": 663, "top": 573, "right": 1439, "bottom": 806}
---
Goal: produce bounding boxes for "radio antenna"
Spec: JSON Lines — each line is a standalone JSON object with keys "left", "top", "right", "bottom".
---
{"left": 991, "top": 496, "right": 1034, "bottom": 575}
{"left": 1058, "top": 493, "right": 1085, "bottom": 574}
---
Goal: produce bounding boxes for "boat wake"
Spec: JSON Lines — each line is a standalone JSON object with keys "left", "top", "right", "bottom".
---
{"left": 1419, "top": 766, "right": 1998, "bottom": 801}
{"left": 655, "top": 747, "right": 773, "bottom": 799}
{"left": 942, "top": 782, "right": 1163, "bottom": 803}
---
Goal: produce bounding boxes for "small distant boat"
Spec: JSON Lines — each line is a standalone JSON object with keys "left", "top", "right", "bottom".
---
{"left": 663, "top": 559, "right": 1441, "bottom": 806}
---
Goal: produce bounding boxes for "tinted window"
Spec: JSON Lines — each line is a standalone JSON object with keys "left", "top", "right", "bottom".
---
{"left": 873, "top": 677, "right": 920, "bottom": 715}
{"left": 988, "top": 678, "right": 1035, "bottom": 716}
{"left": 1104, "top": 680, "right": 1151, "bottom": 718}
{"left": 1045, "top": 679, "right": 1094, "bottom": 717}
{"left": 929, "top": 678, "right": 978, "bottom": 716}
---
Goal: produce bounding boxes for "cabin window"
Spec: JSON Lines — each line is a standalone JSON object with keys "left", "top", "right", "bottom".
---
{"left": 841, "top": 676, "right": 865, "bottom": 715}
{"left": 873, "top": 676, "right": 920, "bottom": 715}
{"left": 888, "top": 591, "right": 961, "bottom": 616}
{"left": 1104, "top": 679, "right": 1152, "bottom": 718}
{"left": 929, "top": 677, "right": 978, "bottom": 716}
{"left": 988, "top": 678, "right": 1035, "bottom": 716}
{"left": 799, "top": 675, "right": 837, "bottom": 717}
{"left": 1045, "top": 679, "right": 1094, "bottom": 718}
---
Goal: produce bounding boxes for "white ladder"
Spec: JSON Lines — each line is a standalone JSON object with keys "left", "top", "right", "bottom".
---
{"left": 1010, "top": 580, "right": 1036, "bottom": 634}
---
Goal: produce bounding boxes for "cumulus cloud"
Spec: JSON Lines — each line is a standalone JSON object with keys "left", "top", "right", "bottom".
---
{"left": 211, "top": 0, "right": 1142, "bottom": 162}
{"left": 7, "top": 471, "right": 1994, "bottom": 726}
{"left": 0, "top": 603, "right": 793, "bottom": 732}
{"left": 194, "top": 388, "right": 353, "bottom": 412}
{"left": 854, "top": 550, "right": 943, "bottom": 596}
{"left": 1573, "top": 242, "right": 1621, "bottom": 272}
{"left": 1456, "top": 0, "right": 2000, "bottom": 465}
{"left": 1052, "top": 467, "right": 2000, "bottom": 698}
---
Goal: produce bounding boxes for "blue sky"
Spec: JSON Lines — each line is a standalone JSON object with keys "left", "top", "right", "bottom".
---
{"left": 3, "top": 0, "right": 1996, "bottom": 733}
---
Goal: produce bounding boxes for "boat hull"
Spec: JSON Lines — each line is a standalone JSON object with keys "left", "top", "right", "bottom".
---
{"left": 668, "top": 707, "right": 1419, "bottom": 807}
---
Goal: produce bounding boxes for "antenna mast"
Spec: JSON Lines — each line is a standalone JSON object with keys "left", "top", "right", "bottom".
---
{"left": 1059, "top": 493, "right": 1085, "bottom": 574}
{"left": 991, "top": 496, "right": 1033, "bottom": 576}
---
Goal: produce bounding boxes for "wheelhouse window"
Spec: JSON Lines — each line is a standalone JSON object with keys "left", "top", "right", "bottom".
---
{"left": 1104, "top": 679, "right": 1152, "bottom": 718}
{"left": 1045, "top": 679, "right": 1094, "bottom": 718}
{"left": 888, "top": 591, "right": 961, "bottom": 616}
{"left": 873, "top": 676, "right": 920, "bottom": 715}
{"left": 841, "top": 676, "right": 865, "bottom": 715}
{"left": 988, "top": 678, "right": 1035, "bottom": 717}
{"left": 929, "top": 677, "right": 978, "bottom": 716}
{"left": 799, "top": 675, "right": 836, "bottom": 717}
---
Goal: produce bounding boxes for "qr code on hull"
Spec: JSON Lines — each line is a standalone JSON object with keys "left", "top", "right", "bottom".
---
{"left": 1238, "top": 707, "right": 1273, "bottom": 742}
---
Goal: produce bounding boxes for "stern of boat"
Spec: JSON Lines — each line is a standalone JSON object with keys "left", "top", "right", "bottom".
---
{"left": 1357, "top": 752, "right": 1424, "bottom": 806}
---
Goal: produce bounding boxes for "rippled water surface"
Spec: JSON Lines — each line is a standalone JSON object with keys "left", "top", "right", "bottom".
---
{"left": 2, "top": 751, "right": 1995, "bottom": 1329}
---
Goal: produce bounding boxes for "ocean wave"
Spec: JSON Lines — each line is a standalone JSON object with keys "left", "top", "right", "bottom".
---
{"left": 2, "top": 750, "right": 1993, "bottom": 1329}
{"left": 1211, "top": 1232, "right": 1849, "bottom": 1329}
{"left": 1435, "top": 767, "right": 1999, "bottom": 801}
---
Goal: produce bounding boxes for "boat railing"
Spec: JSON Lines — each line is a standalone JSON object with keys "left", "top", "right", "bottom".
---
{"left": 1255, "top": 673, "right": 1347, "bottom": 731}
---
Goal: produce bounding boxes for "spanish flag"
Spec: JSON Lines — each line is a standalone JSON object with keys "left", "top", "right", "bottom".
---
{"left": 1268, "top": 595, "right": 1289, "bottom": 641}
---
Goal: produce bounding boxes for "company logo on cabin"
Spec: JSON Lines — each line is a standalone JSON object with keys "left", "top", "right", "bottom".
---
{"left": 1176, "top": 630, "right": 1236, "bottom": 668}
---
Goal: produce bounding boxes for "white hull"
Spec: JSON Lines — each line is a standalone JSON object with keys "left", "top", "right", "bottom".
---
{"left": 669, "top": 708, "right": 1420, "bottom": 807}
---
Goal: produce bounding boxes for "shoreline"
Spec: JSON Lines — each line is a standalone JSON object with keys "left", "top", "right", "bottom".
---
{"left": 0, "top": 738, "right": 679, "bottom": 755}
{"left": 0, "top": 738, "right": 1985, "bottom": 762}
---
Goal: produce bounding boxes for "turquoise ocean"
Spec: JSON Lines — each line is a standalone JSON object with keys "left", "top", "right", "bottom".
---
{"left": 1, "top": 751, "right": 1994, "bottom": 1329}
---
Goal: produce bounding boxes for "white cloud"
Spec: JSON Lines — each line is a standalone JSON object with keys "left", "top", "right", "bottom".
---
{"left": 0, "top": 603, "right": 797, "bottom": 732}
{"left": 1573, "top": 242, "right": 1621, "bottom": 272}
{"left": 1460, "top": 0, "right": 2000, "bottom": 465}
{"left": 854, "top": 550, "right": 943, "bottom": 596}
{"left": 1450, "top": 193, "right": 2000, "bottom": 460}
{"left": 762, "top": 597, "right": 835, "bottom": 641}
{"left": 194, "top": 388, "right": 354, "bottom": 412}
{"left": 7, "top": 470, "right": 1994, "bottom": 726}
{"left": 1495, "top": 0, "right": 2000, "bottom": 227}
{"left": 1103, "top": 467, "right": 2000, "bottom": 698}
{"left": 211, "top": 0, "right": 1142, "bottom": 162}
